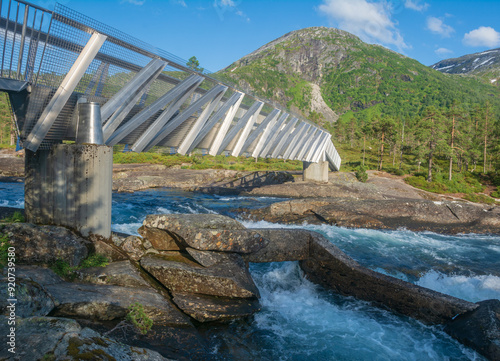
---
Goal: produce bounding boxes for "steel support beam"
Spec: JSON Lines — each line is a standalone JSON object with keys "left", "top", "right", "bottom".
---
{"left": 270, "top": 117, "right": 299, "bottom": 159}
{"left": 24, "top": 32, "right": 107, "bottom": 152}
{"left": 106, "top": 74, "right": 203, "bottom": 146}
{"left": 283, "top": 123, "right": 309, "bottom": 160}
{"left": 143, "top": 84, "right": 228, "bottom": 152}
{"left": 257, "top": 113, "right": 289, "bottom": 158}
{"left": 296, "top": 128, "right": 319, "bottom": 161}
{"left": 231, "top": 102, "right": 264, "bottom": 156}
{"left": 240, "top": 108, "right": 280, "bottom": 158}
{"left": 303, "top": 130, "right": 324, "bottom": 162}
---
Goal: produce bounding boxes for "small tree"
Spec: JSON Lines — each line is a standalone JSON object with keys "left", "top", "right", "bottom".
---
{"left": 186, "top": 56, "right": 204, "bottom": 73}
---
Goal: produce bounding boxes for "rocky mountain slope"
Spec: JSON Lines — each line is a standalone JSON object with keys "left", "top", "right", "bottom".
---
{"left": 215, "top": 27, "right": 500, "bottom": 126}
{"left": 432, "top": 48, "right": 500, "bottom": 86}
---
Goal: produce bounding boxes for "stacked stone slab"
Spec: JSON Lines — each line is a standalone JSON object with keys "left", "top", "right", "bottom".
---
{"left": 138, "top": 214, "right": 265, "bottom": 322}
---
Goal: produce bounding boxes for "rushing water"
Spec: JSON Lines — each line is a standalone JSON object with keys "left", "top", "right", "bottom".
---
{"left": 2, "top": 183, "right": 499, "bottom": 360}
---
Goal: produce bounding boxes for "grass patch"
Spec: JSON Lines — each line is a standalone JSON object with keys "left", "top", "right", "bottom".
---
{"left": 1, "top": 211, "right": 25, "bottom": 223}
{"left": 0, "top": 234, "right": 11, "bottom": 268}
{"left": 462, "top": 194, "right": 498, "bottom": 205}
{"left": 405, "top": 172, "right": 485, "bottom": 194}
{"left": 49, "top": 253, "right": 109, "bottom": 280}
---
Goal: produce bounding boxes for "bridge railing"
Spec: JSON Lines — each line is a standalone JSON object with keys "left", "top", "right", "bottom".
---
{"left": 0, "top": 0, "right": 341, "bottom": 171}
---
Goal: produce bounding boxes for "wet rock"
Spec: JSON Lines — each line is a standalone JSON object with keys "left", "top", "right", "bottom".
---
{"left": 299, "top": 231, "right": 478, "bottom": 324}
{"left": 445, "top": 299, "right": 500, "bottom": 361}
{"left": 172, "top": 292, "right": 260, "bottom": 322}
{"left": 141, "top": 253, "right": 260, "bottom": 299}
{"left": 77, "top": 260, "right": 151, "bottom": 288}
{"left": 139, "top": 226, "right": 182, "bottom": 251}
{"left": 242, "top": 228, "right": 310, "bottom": 263}
{"left": 0, "top": 223, "right": 90, "bottom": 266}
{"left": 0, "top": 316, "right": 172, "bottom": 361}
{"left": 144, "top": 214, "right": 267, "bottom": 253}
{"left": 120, "top": 235, "right": 145, "bottom": 261}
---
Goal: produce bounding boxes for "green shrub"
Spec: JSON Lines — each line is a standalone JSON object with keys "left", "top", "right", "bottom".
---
{"left": 405, "top": 172, "right": 485, "bottom": 194}
{"left": 355, "top": 165, "right": 368, "bottom": 182}
{"left": 0, "top": 234, "right": 10, "bottom": 268}
{"left": 79, "top": 253, "right": 109, "bottom": 269}
{"left": 1, "top": 211, "right": 25, "bottom": 223}
{"left": 492, "top": 187, "right": 500, "bottom": 198}
{"left": 126, "top": 302, "right": 153, "bottom": 335}
{"left": 463, "top": 194, "right": 497, "bottom": 205}
{"left": 49, "top": 253, "right": 109, "bottom": 280}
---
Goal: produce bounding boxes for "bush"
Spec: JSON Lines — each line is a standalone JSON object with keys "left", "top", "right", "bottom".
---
{"left": 463, "top": 194, "right": 497, "bottom": 205}
{"left": 126, "top": 302, "right": 153, "bottom": 335}
{"left": 405, "top": 172, "right": 485, "bottom": 194}
{"left": 1, "top": 211, "right": 25, "bottom": 223}
{"left": 0, "top": 234, "right": 10, "bottom": 268}
{"left": 355, "top": 165, "right": 368, "bottom": 182}
{"left": 49, "top": 253, "right": 109, "bottom": 280}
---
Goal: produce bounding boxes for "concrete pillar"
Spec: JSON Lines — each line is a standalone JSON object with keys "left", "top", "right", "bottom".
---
{"left": 25, "top": 144, "right": 113, "bottom": 238}
{"left": 303, "top": 160, "right": 329, "bottom": 183}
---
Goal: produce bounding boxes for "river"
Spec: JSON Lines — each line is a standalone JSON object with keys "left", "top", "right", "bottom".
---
{"left": 2, "top": 182, "right": 499, "bottom": 360}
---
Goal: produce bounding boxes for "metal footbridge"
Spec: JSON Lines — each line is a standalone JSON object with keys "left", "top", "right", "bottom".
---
{"left": 0, "top": 0, "right": 341, "bottom": 170}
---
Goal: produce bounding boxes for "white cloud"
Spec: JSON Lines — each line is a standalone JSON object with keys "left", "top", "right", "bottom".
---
{"left": 426, "top": 17, "right": 454, "bottom": 37}
{"left": 435, "top": 47, "right": 452, "bottom": 56}
{"left": 172, "top": 0, "right": 187, "bottom": 7}
{"left": 121, "top": 0, "right": 145, "bottom": 5}
{"left": 221, "top": 0, "right": 235, "bottom": 6}
{"left": 404, "top": 0, "right": 429, "bottom": 12}
{"left": 463, "top": 26, "right": 500, "bottom": 47}
{"left": 318, "top": 0, "right": 408, "bottom": 51}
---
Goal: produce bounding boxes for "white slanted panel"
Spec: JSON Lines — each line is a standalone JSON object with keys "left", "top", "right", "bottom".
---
{"left": 240, "top": 108, "right": 280, "bottom": 157}
{"left": 325, "top": 140, "right": 341, "bottom": 171}
{"left": 24, "top": 33, "right": 107, "bottom": 152}
{"left": 208, "top": 93, "right": 245, "bottom": 156}
{"left": 211, "top": 100, "right": 263, "bottom": 156}
{"left": 296, "top": 128, "right": 319, "bottom": 160}
{"left": 106, "top": 74, "right": 204, "bottom": 146}
{"left": 283, "top": 123, "right": 309, "bottom": 160}
{"left": 102, "top": 58, "right": 167, "bottom": 141}
{"left": 231, "top": 101, "right": 264, "bottom": 156}
{"left": 257, "top": 113, "right": 289, "bottom": 158}
{"left": 176, "top": 87, "right": 228, "bottom": 155}
{"left": 131, "top": 76, "right": 204, "bottom": 152}
{"left": 311, "top": 132, "right": 331, "bottom": 163}
{"left": 143, "top": 84, "right": 228, "bottom": 152}
{"left": 304, "top": 130, "right": 324, "bottom": 162}
{"left": 270, "top": 117, "right": 299, "bottom": 158}
{"left": 251, "top": 110, "right": 282, "bottom": 158}
{"left": 187, "top": 92, "right": 244, "bottom": 155}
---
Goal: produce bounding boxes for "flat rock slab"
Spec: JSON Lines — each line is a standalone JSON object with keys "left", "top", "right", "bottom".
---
{"left": 242, "top": 228, "right": 311, "bottom": 263}
{"left": 445, "top": 299, "right": 500, "bottom": 361}
{"left": 0, "top": 316, "right": 172, "bottom": 361}
{"left": 139, "top": 226, "right": 182, "bottom": 251}
{"left": 77, "top": 260, "right": 151, "bottom": 288}
{"left": 172, "top": 292, "right": 260, "bottom": 323}
{"left": 186, "top": 248, "right": 237, "bottom": 267}
{"left": 299, "top": 232, "right": 478, "bottom": 324}
{"left": 143, "top": 214, "right": 267, "bottom": 253}
{"left": 0, "top": 223, "right": 90, "bottom": 266}
{"left": 141, "top": 254, "right": 260, "bottom": 299}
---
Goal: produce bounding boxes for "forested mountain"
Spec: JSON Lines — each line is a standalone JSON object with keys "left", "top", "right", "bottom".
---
{"left": 432, "top": 48, "right": 500, "bottom": 86}
{"left": 215, "top": 26, "right": 500, "bottom": 182}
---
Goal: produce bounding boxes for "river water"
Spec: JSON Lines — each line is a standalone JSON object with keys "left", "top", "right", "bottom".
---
{"left": 2, "top": 182, "right": 499, "bottom": 360}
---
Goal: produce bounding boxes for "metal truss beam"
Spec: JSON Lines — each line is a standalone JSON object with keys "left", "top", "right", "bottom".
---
{"left": 296, "top": 128, "right": 319, "bottom": 160}
{"left": 213, "top": 101, "right": 263, "bottom": 156}
{"left": 256, "top": 113, "right": 289, "bottom": 158}
{"left": 106, "top": 74, "right": 204, "bottom": 146}
{"left": 24, "top": 32, "right": 107, "bottom": 152}
{"left": 303, "top": 130, "right": 324, "bottom": 161}
{"left": 187, "top": 92, "right": 244, "bottom": 155}
{"left": 240, "top": 108, "right": 280, "bottom": 158}
{"left": 231, "top": 102, "right": 264, "bottom": 156}
{"left": 283, "top": 123, "right": 309, "bottom": 160}
{"left": 102, "top": 58, "right": 167, "bottom": 141}
{"left": 270, "top": 117, "right": 299, "bottom": 158}
{"left": 177, "top": 87, "right": 228, "bottom": 155}
{"left": 311, "top": 133, "right": 330, "bottom": 163}
{"left": 143, "top": 84, "right": 228, "bottom": 152}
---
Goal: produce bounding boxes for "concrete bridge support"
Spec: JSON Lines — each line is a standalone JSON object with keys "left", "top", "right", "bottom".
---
{"left": 302, "top": 160, "right": 329, "bottom": 183}
{"left": 25, "top": 144, "right": 113, "bottom": 238}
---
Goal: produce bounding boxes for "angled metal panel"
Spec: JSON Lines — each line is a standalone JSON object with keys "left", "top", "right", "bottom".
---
{"left": 304, "top": 130, "right": 324, "bottom": 162}
{"left": 177, "top": 86, "right": 228, "bottom": 155}
{"left": 232, "top": 101, "right": 264, "bottom": 156}
{"left": 102, "top": 58, "right": 167, "bottom": 140}
{"left": 256, "top": 113, "right": 289, "bottom": 158}
{"left": 143, "top": 84, "right": 228, "bottom": 152}
{"left": 325, "top": 140, "right": 341, "bottom": 171}
{"left": 208, "top": 93, "right": 245, "bottom": 156}
{"left": 106, "top": 74, "right": 203, "bottom": 146}
{"left": 311, "top": 133, "right": 330, "bottom": 163}
{"left": 270, "top": 117, "right": 299, "bottom": 158}
{"left": 282, "top": 122, "right": 309, "bottom": 159}
{"left": 187, "top": 92, "right": 244, "bottom": 155}
{"left": 24, "top": 32, "right": 107, "bottom": 152}
{"left": 213, "top": 101, "right": 263, "bottom": 155}
{"left": 296, "top": 128, "right": 319, "bottom": 160}
{"left": 241, "top": 108, "right": 280, "bottom": 157}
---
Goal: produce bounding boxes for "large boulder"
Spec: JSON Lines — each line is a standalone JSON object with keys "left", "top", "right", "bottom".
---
{"left": 0, "top": 223, "right": 90, "bottom": 266}
{"left": 143, "top": 214, "right": 268, "bottom": 253}
{"left": 139, "top": 226, "right": 182, "bottom": 251}
{"left": 77, "top": 260, "right": 151, "bottom": 288}
{"left": 172, "top": 292, "right": 260, "bottom": 322}
{"left": 0, "top": 276, "right": 54, "bottom": 318}
{"left": 0, "top": 316, "right": 172, "bottom": 361}
{"left": 299, "top": 231, "right": 478, "bottom": 324}
{"left": 141, "top": 253, "right": 259, "bottom": 299}
{"left": 444, "top": 299, "right": 500, "bottom": 361}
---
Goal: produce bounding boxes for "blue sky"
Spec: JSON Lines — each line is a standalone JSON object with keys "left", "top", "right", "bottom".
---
{"left": 31, "top": 0, "right": 500, "bottom": 72}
